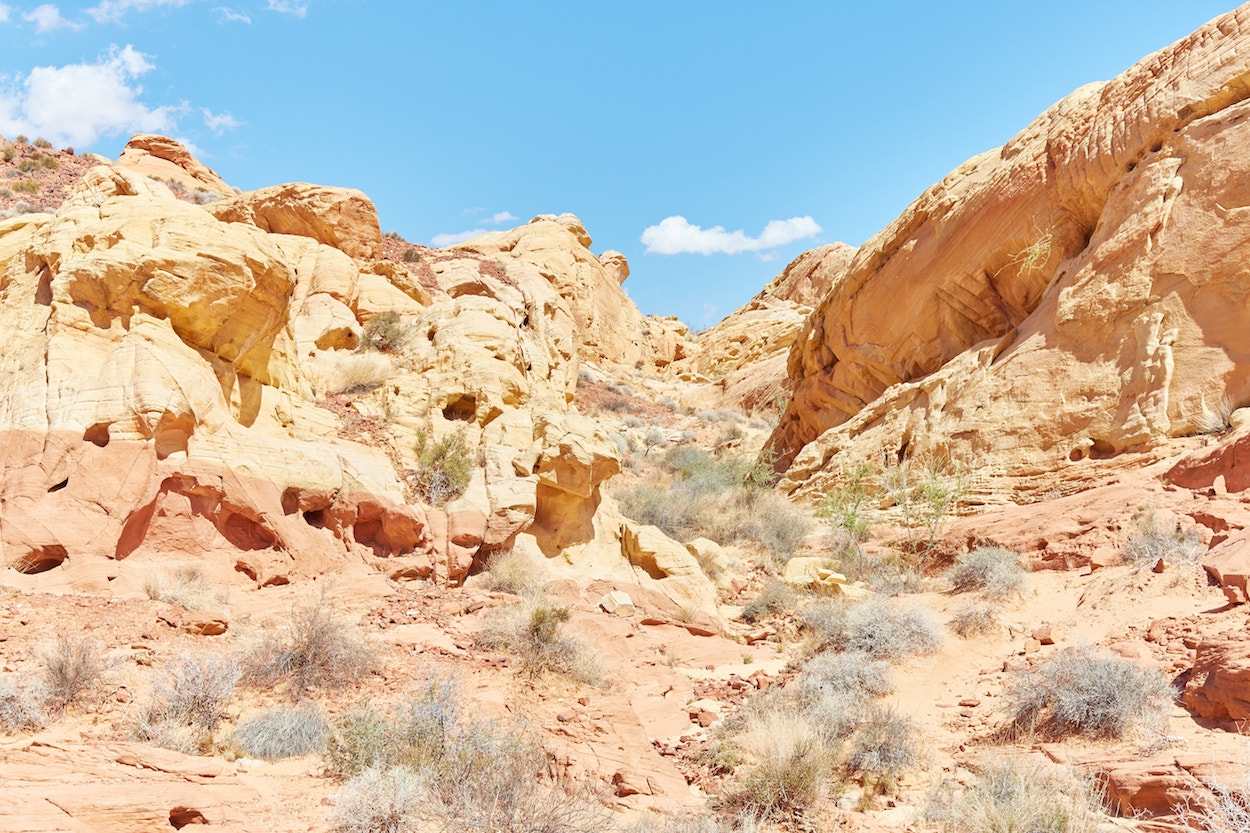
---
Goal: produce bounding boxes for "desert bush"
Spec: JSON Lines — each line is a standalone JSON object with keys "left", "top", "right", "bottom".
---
{"left": 409, "top": 431, "right": 473, "bottom": 507}
{"left": 401, "top": 247, "right": 421, "bottom": 263}
{"left": 308, "top": 350, "right": 392, "bottom": 397}
{"left": 326, "top": 702, "right": 391, "bottom": 776}
{"left": 617, "top": 447, "right": 810, "bottom": 560}
{"left": 627, "top": 813, "right": 761, "bottom": 833}
{"left": 729, "top": 706, "right": 839, "bottom": 817}
{"left": 43, "top": 636, "right": 104, "bottom": 711}
{"left": 803, "top": 597, "right": 943, "bottom": 660}
{"left": 232, "top": 705, "right": 329, "bottom": 760}
{"left": 926, "top": 759, "right": 1103, "bottom": 833}
{"left": 0, "top": 674, "right": 45, "bottom": 731}
{"left": 848, "top": 705, "right": 922, "bottom": 786}
{"left": 1007, "top": 645, "right": 1173, "bottom": 739}
{"left": 949, "top": 600, "right": 1001, "bottom": 637}
{"left": 1123, "top": 509, "right": 1204, "bottom": 568}
{"left": 13, "top": 134, "right": 27, "bottom": 144}
{"left": 135, "top": 652, "right": 240, "bottom": 751}
{"left": 949, "top": 546, "right": 1024, "bottom": 599}
{"left": 358, "top": 310, "right": 413, "bottom": 353}
{"left": 880, "top": 456, "right": 967, "bottom": 557}
{"left": 144, "top": 563, "right": 221, "bottom": 609}
{"left": 1182, "top": 757, "right": 1250, "bottom": 832}
{"left": 32, "top": 137, "right": 51, "bottom": 148}
{"left": 476, "top": 597, "right": 601, "bottom": 686}
{"left": 800, "top": 651, "right": 893, "bottom": 699}
{"left": 1, "top": 144, "right": 13, "bottom": 162}
{"left": 243, "top": 598, "right": 375, "bottom": 696}
{"left": 189, "top": 188, "right": 223, "bottom": 205}
{"left": 484, "top": 548, "right": 545, "bottom": 596}
{"left": 818, "top": 462, "right": 878, "bottom": 543}
{"left": 13, "top": 179, "right": 38, "bottom": 194}
{"left": 740, "top": 582, "right": 797, "bottom": 624}
{"left": 330, "top": 765, "right": 422, "bottom": 833}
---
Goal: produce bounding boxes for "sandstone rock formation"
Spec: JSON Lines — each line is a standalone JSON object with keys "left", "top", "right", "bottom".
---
{"left": 114, "top": 133, "right": 233, "bottom": 196}
{"left": 769, "top": 7, "right": 1250, "bottom": 502}
{"left": 0, "top": 143, "right": 718, "bottom": 619}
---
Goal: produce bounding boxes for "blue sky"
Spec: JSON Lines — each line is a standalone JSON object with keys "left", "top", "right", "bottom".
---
{"left": 0, "top": 1, "right": 1240, "bottom": 328}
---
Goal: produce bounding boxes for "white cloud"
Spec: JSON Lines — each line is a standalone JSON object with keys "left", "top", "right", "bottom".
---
{"left": 212, "top": 6, "right": 250, "bottom": 22}
{"left": 431, "top": 228, "right": 488, "bottom": 247}
{"left": 0, "top": 5, "right": 11, "bottom": 23}
{"left": 0, "top": 45, "right": 180, "bottom": 148}
{"left": 488, "top": 210, "right": 517, "bottom": 224}
{"left": 267, "top": 0, "right": 306, "bottom": 16}
{"left": 201, "top": 107, "right": 240, "bottom": 133}
{"left": 640, "top": 215, "right": 822, "bottom": 256}
{"left": 86, "top": 0, "right": 189, "bottom": 23}
{"left": 23, "top": 4, "right": 81, "bottom": 33}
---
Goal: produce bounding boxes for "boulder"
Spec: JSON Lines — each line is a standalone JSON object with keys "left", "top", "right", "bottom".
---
{"left": 1183, "top": 638, "right": 1250, "bottom": 725}
{"left": 209, "top": 181, "right": 383, "bottom": 259}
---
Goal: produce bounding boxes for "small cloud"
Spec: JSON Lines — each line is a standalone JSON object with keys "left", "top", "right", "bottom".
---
{"left": 212, "top": 6, "right": 250, "bottom": 22}
{"left": 23, "top": 4, "right": 82, "bottom": 33}
{"left": 0, "top": 44, "right": 180, "bottom": 148}
{"left": 86, "top": 0, "right": 191, "bottom": 23}
{"left": 488, "top": 210, "right": 517, "bottom": 224}
{"left": 266, "top": 0, "right": 307, "bottom": 16}
{"left": 640, "top": 215, "right": 822, "bottom": 256}
{"left": 700, "top": 303, "right": 721, "bottom": 327}
{"left": 0, "top": 4, "right": 11, "bottom": 23}
{"left": 431, "top": 228, "right": 489, "bottom": 247}
{"left": 201, "top": 107, "right": 240, "bottom": 133}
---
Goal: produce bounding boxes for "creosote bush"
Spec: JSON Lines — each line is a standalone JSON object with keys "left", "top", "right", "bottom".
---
{"left": 231, "top": 705, "right": 329, "bottom": 760}
{"left": 948, "top": 546, "right": 1024, "bottom": 600}
{"left": 475, "top": 597, "right": 602, "bottom": 686}
{"left": 926, "top": 759, "right": 1104, "bottom": 833}
{"left": 617, "top": 446, "right": 810, "bottom": 561}
{"left": 409, "top": 431, "right": 474, "bottom": 507}
{"left": 1006, "top": 645, "right": 1173, "bottom": 739}
{"left": 243, "top": 598, "right": 375, "bottom": 696}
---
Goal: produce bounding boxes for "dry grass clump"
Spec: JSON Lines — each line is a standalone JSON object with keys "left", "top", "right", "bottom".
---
{"left": 1180, "top": 754, "right": 1250, "bottom": 832}
{"left": 483, "top": 548, "right": 546, "bottom": 596}
{"left": 1006, "top": 645, "right": 1173, "bottom": 739}
{"left": 616, "top": 447, "right": 810, "bottom": 561}
{"left": 848, "top": 705, "right": 923, "bottom": 791}
{"left": 949, "top": 600, "right": 1001, "bottom": 638}
{"left": 135, "top": 652, "right": 241, "bottom": 752}
{"left": 1123, "top": 508, "right": 1204, "bottom": 568}
{"left": 327, "top": 675, "right": 605, "bottom": 833}
{"left": 729, "top": 706, "right": 839, "bottom": 817}
{"left": 948, "top": 546, "right": 1024, "bottom": 599}
{"left": 42, "top": 636, "right": 104, "bottom": 711}
{"left": 476, "top": 597, "right": 602, "bottom": 686}
{"left": 926, "top": 759, "right": 1104, "bottom": 833}
{"left": 243, "top": 598, "right": 375, "bottom": 697}
{"left": 307, "top": 351, "right": 393, "bottom": 397}
{"left": 231, "top": 705, "right": 329, "bottom": 760}
{"left": 740, "top": 581, "right": 797, "bottom": 624}
{"left": 800, "top": 651, "right": 893, "bottom": 699}
{"left": 0, "top": 674, "right": 45, "bottom": 731}
{"left": 626, "top": 813, "right": 761, "bottom": 833}
{"left": 144, "top": 563, "right": 224, "bottom": 609}
{"left": 801, "top": 597, "right": 943, "bottom": 660}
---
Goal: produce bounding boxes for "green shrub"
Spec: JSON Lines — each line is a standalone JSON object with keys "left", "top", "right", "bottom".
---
{"left": 401, "top": 248, "right": 421, "bottom": 263}
{"left": 1007, "top": 645, "right": 1173, "bottom": 739}
{"left": 410, "top": 431, "right": 474, "bottom": 507}
{"left": 926, "top": 759, "right": 1104, "bottom": 833}
{"left": 232, "top": 706, "right": 329, "bottom": 760}
{"left": 43, "top": 636, "right": 104, "bottom": 711}
{"left": 243, "top": 598, "right": 375, "bottom": 696}
{"left": 949, "top": 546, "right": 1024, "bottom": 599}
{"left": 818, "top": 462, "right": 878, "bottom": 543}
{"left": 327, "top": 702, "right": 391, "bottom": 777}
{"left": 358, "top": 310, "right": 413, "bottom": 353}
{"left": 1123, "top": 509, "right": 1204, "bottom": 568}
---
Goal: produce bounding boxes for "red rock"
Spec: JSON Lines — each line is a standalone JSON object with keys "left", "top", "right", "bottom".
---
{"left": 556, "top": 710, "right": 577, "bottom": 723}
{"left": 1183, "top": 638, "right": 1250, "bottom": 725}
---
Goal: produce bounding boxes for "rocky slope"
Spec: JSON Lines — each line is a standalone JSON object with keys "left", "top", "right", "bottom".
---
{"left": 768, "top": 6, "right": 1250, "bottom": 504}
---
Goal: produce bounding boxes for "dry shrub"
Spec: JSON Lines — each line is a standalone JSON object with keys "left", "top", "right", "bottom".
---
{"left": 948, "top": 546, "right": 1024, "bottom": 599}
{"left": 358, "top": 310, "right": 413, "bottom": 353}
{"left": 136, "top": 651, "right": 241, "bottom": 751}
{"left": 330, "top": 765, "right": 422, "bottom": 833}
{"left": 144, "top": 563, "right": 222, "bottom": 609}
{"left": 43, "top": 636, "right": 104, "bottom": 711}
{"left": 484, "top": 548, "right": 546, "bottom": 596}
{"left": 308, "top": 351, "right": 392, "bottom": 396}
{"left": 802, "top": 597, "right": 943, "bottom": 660}
{"left": 476, "top": 597, "right": 602, "bottom": 686}
{"left": 950, "top": 600, "right": 1001, "bottom": 637}
{"left": 232, "top": 705, "right": 329, "bottom": 760}
{"left": 243, "top": 598, "right": 375, "bottom": 696}
{"left": 740, "top": 582, "right": 797, "bottom": 624}
{"left": 1006, "top": 645, "right": 1173, "bottom": 739}
{"left": 0, "top": 674, "right": 45, "bottom": 731}
{"left": 1123, "top": 508, "right": 1204, "bottom": 568}
{"left": 926, "top": 759, "right": 1104, "bottom": 833}
{"left": 1181, "top": 754, "right": 1250, "bottom": 832}
{"left": 848, "top": 705, "right": 923, "bottom": 788}
{"left": 729, "top": 706, "right": 839, "bottom": 817}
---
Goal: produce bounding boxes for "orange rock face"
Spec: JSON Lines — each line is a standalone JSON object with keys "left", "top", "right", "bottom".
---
{"left": 770, "top": 8, "right": 1250, "bottom": 498}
